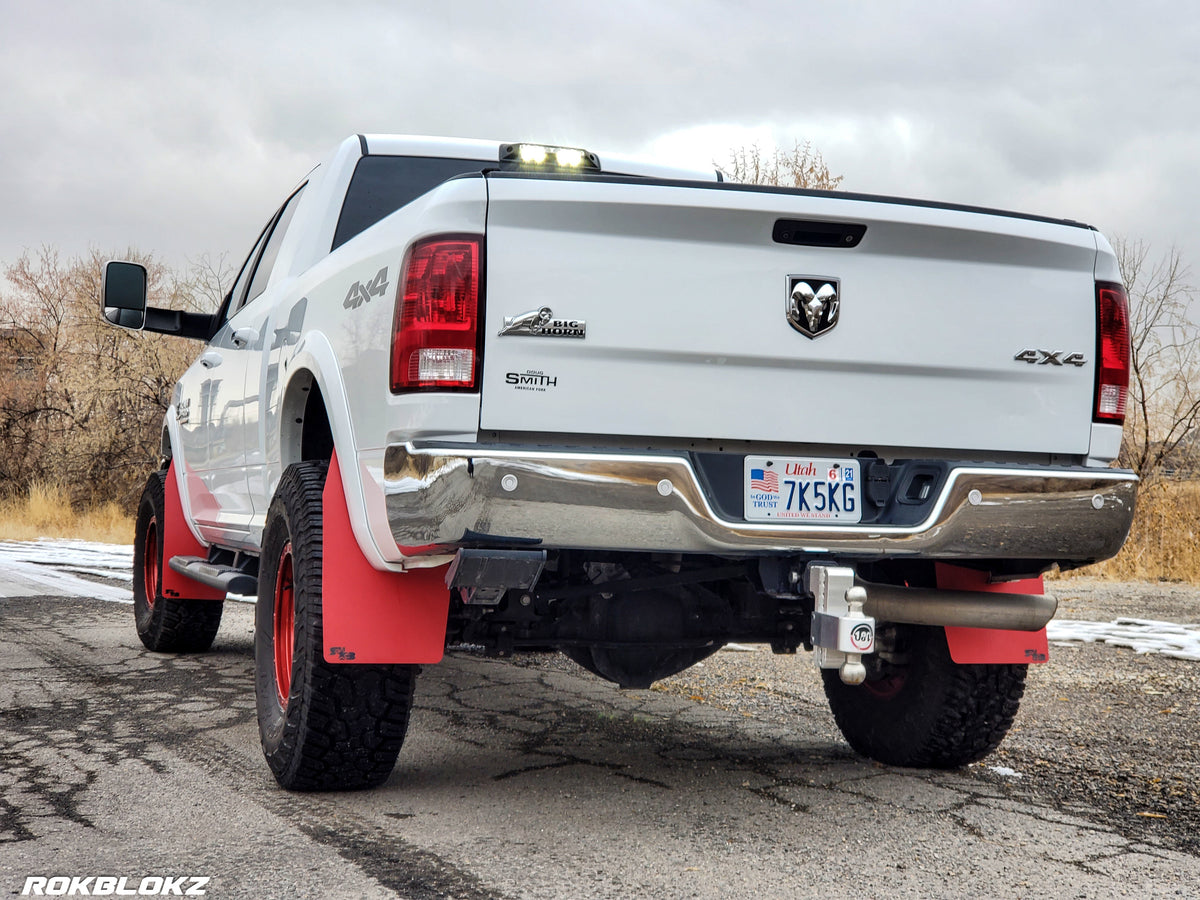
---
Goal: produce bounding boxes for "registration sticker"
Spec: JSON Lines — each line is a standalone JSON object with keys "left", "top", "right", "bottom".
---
{"left": 744, "top": 456, "right": 861, "bottom": 523}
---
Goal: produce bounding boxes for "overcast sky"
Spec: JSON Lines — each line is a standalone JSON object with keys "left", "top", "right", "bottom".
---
{"left": 2, "top": 0, "right": 1198, "bottom": 282}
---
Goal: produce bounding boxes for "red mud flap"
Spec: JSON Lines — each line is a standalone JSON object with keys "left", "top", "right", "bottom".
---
{"left": 321, "top": 451, "right": 450, "bottom": 664}
{"left": 936, "top": 563, "right": 1049, "bottom": 665}
{"left": 161, "top": 462, "right": 225, "bottom": 602}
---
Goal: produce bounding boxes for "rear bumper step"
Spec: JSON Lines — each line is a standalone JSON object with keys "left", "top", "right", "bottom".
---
{"left": 382, "top": 443, "right": 1137, "bottom": 562}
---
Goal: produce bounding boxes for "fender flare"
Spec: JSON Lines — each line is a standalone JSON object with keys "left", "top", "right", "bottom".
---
{"left": 280, "top": 332, "right": 397, "bottom": 572}
{"left": 162, "top": 412, "right": 211, "bottom": 550}
{"left": 160, "top": 460, "right": 225, "bottom": 602}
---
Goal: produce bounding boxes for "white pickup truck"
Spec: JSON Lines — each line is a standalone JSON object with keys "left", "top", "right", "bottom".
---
{"left": 101, "top": 134, "right": 1137, "bottom": 791}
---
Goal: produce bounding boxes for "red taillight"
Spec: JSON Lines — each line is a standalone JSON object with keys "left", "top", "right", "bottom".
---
{"left": 390, "top": 236, "right": 481, "bottom": 393}
{"left": 1095, "top": 281, "right": 1130, "bottom": 424}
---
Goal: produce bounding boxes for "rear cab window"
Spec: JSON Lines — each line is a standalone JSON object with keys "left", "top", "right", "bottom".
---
{"left": 331, "top": 156, "right": 493, "bottom": 251}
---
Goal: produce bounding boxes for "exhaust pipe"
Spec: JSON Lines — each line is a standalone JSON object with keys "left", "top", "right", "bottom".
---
{"left": 858, "top": 580, "right": 1057, "bottom": 632}
{"left": 805, "top": 564, "right": 1055, "bottom": 687}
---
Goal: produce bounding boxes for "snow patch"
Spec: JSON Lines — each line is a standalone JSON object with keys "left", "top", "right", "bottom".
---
{"left": 0, "top": 539, "right": 258, "bottom": 604}
{"left": 721, "top": 643, "right": 757, "bottom": 653}
{"left": 1047, "top": 617, "right": 1200, "bottom": 662}
{"left": 0, "top": 539, "right": 134, "bottom": 603}
{"left": 988, "top": 766, "right": 1023, "bottom": 778}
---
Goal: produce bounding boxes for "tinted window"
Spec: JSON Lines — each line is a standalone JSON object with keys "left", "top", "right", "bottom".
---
{"left": 227, "top": 226, "right": 271, "bottom": 316}
{"left": 244, "top": 184, "right": 307, "bottom": 307}
{"left": 332, "top": 156, "right": 491, "bottom": 251}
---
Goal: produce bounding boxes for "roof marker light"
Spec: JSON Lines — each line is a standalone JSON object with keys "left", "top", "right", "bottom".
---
{"left": 553, "top": 147, "right": 585, "bottom": 167}
{"left": 518, "top": 144, "right": 548, "bottom": 165}
{"left": 500, "top": 142, "right": 601, "bottom": 172}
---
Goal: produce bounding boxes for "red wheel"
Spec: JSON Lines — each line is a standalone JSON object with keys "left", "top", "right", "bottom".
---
{"left": 143, "top": 516, "right": 160, "bottom": 609}
{"left": 132, "top": 471, "right": 223, "bottom": 653}
{"left": 862, "top": 671, "right": 906, "bottom": 700}
{"left": 273, "top": 542, "right": 296, "bottom": 709}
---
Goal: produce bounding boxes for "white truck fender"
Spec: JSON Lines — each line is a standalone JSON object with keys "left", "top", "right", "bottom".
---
{"left": 279, "top": 331, "right": 403, "bottom": 573}
{"left": 163, "top": 410, "right": 210, "bottom": 549}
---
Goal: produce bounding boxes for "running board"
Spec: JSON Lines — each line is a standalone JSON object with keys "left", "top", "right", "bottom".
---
{"left": 168, "top": 555, "right": 258, "bottom": 597}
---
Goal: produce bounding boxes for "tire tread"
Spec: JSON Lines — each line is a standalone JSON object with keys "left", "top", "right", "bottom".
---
{"left": 256, "top": 461, "right": 417, "bottom": 792}
{"left": 822, "top": 625, "right": 1027, "bottom": 768}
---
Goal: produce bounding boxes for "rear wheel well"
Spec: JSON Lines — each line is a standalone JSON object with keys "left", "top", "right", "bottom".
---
{"left": 281, "top": 372, "right": 334, "bottom": 471}
{"left": 301, "top": 388, "right": 333, "bottom": 462}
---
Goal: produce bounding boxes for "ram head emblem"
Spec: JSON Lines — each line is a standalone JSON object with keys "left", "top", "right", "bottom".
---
{"left": 786, "top": 278, "right": 840, "bottom": 338}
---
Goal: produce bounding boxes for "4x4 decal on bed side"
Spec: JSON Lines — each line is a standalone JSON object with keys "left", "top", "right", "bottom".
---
{"left": 343, "top": 267, "right": 388, "bottom": 310}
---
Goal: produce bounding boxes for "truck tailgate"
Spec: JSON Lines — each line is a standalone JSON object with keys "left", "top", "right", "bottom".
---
{"left": 478, "top": 175, "right": 1099, "bottom": 455}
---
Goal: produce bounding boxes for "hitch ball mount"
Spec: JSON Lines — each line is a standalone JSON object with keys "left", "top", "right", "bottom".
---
{"left": 806, "top": 564, "right": 876, "bottom": 685}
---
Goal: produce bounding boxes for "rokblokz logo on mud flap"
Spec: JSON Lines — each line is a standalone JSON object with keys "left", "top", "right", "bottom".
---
{"left": 22, "top": 876, "right": 209, "bottom": 896}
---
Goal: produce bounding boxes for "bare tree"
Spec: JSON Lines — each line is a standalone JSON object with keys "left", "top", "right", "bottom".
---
{"left": 0, "top": 248, "right": 226, "bottom": 507}
{"left": 719, "top": 141, "right": 844, "bottom": 190}
{"left": 182, "top": 252, "right": 233, "bottom": 312}
{"left": 1115, "top": 237, "right": 1200, "bottom": 477}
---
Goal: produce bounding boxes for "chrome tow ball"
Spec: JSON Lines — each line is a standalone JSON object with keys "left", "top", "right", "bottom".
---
{"left": 807, "top": 564, "right": 876, "bottom": 685}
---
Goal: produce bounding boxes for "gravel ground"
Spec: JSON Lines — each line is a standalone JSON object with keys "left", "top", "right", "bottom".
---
{"left": 517, "top": 576, "right": 1200, "bottom": 856}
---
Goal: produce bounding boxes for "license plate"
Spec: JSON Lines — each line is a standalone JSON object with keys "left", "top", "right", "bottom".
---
{"left": 744, "top": 456, "right": 861, "bottom": 523}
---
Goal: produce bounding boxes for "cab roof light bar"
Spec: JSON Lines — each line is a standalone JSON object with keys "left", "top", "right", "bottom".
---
{"left": 500, "top": 142, "right": 601, "bottom": 172}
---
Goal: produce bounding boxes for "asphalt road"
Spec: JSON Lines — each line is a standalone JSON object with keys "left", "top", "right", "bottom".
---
{"left": 2, "top": 585, "right": 1198, "bottom": 899}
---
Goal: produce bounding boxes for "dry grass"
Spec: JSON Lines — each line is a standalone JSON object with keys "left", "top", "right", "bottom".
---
{"left": 0, "top": 481, "right": 133, "bottom": 544}
{"left": 1068, "top": 478, "right": 1200, "bottom": 584}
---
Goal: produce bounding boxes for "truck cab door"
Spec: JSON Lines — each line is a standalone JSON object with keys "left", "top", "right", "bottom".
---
{"left": 236, "top": 184, "right": 306, "bottom": 537}
{"left": 185, "top": 185, "right": 305, "bottom": 547}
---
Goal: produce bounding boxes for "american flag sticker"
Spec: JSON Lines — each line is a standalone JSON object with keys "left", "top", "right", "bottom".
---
{"left": 750, "top": 468, "right": 779, "bottom": 493}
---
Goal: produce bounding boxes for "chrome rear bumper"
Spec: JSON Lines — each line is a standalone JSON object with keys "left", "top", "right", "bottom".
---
{"left": 381, "top": 443, "right": 1137, "bottom": 562}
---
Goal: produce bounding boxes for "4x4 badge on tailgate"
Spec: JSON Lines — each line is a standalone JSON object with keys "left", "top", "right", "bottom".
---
{"left": 499, "top": 306, "right": 586, "bottom": 338}
{"left": 786, "top": 276, "right": 840, "bottom": 338}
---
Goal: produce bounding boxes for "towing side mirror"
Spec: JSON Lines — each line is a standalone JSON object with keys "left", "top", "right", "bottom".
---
{"left": 101, "top": 260, "right": 148, "bottom": 330}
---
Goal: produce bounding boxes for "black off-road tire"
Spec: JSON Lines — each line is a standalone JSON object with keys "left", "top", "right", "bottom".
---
{"left": 132, "top": 471, "right": 224, "bottom": 653}
{"left": 255, "top": 461, "right": 419, "bottom": 792}
{"left": 821, "top": 624, "right": 1027, "bottom": 768}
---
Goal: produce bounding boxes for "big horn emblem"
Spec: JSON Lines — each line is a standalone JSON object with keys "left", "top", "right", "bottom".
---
{"left": 786, "top": 277, "right": 840, "bottom": 338}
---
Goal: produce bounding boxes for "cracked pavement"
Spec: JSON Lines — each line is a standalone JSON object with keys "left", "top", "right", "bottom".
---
{"left": 1, "top": 592, "right": 1197, "bottom": 899}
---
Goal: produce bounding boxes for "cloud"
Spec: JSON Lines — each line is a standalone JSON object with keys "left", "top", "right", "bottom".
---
{"left": 1, "top": 0, "right": 1198, "bottom": 273}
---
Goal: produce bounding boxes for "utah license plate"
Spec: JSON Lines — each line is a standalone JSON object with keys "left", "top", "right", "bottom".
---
{"left": 743, "top": 456, "right": 861, "bottom": 523}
